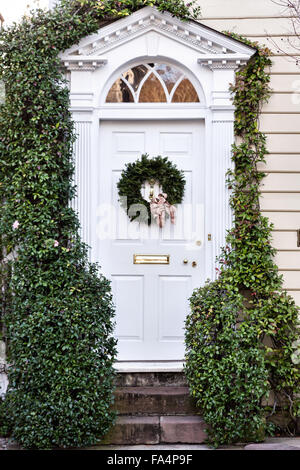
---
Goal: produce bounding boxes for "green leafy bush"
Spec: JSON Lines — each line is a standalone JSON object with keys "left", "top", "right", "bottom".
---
{"left": 186, "top": 282, "right": 268, "bottom": 447}
{"left": 185, "top": 37, "right": 300, "bottom": 447}
{"left": 3, "top": 246, "right": 117, "bottom": 449}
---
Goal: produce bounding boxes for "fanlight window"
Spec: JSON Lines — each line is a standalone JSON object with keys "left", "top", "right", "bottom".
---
{"left": 106, "top": 63, "right": 200, "bottom": 104}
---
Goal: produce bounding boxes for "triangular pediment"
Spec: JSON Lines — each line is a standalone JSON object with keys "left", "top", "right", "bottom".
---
{"left": 61, "top": 6, "right": 255, "bottom": 71}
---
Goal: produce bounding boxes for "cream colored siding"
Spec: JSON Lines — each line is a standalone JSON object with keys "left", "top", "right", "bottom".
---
{"left": 198, "top": 0, "right": 300, "bottom": 305}
{"left": 271, "top": 231, "right": 300, "bottom": 250}
{"left": 258, "top": 155, "right": 300, "bottom": 172}
{"left": 200, "top": 17, "right": 294, "bottom": 36}
{"left": 262, "top": 174, "right": 300, "bottom": 192}
{"left": 261, "top": 114, "right": 300, "bottom": 132}
{"left": 269, "top": 57, "right": 300, "bottom": 74}
{"left": 264, "top": 93, "right": 300, "bottom": 113}
{"left": 200, "top": 0, "right": 282, "bottom": 17}
{"left": 288, "top": 291, "right": 300, "bottom": 304}
{"left": 263, "top": 212, "right": 300, "bottom": 230}
{"left": 266, "top": 134, "right": 300, "bottom": 153}
{"left": 261, "top": 193, "right": 300, "bottom": 211}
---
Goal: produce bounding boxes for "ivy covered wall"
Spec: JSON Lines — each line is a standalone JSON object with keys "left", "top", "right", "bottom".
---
{"left": 0, "top": 0, "right": 202, "bottom": 449}
{"left": 185, "top": 34, "right": 300, "bottom": 446}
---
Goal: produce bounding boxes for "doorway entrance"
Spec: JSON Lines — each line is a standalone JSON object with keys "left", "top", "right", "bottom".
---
{"left": 97, "top": 119, "right": 205, "bottom": 361}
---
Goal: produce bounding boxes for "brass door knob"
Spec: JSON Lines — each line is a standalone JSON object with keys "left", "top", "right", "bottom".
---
{"left": 183, "top": 259, "right": 188, "bottom": 265}
{"left": 192, "top": 261, "right": 197, "bottom": 268}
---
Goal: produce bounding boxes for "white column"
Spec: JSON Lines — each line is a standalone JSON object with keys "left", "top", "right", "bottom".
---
{"left": 211, "top": 117, "right": 234, "bottom": 276}
{"left": 209, "top": 66, "right": 237, "bottom": 279}
{"left": 72, "top": 120, "right": 93, "bottom": 251}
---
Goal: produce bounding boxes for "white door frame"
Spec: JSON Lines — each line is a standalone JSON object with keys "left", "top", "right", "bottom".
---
{"left": 61, "top": 6, "right": 255, "bottom": 371}
{"left": 71, "top": 103, "right": 235, "bottom": 286}
{"left": 98, "top": 118, "right": 205, "bottom": 367}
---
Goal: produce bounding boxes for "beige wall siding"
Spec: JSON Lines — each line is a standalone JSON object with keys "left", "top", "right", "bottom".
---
{"left": 198, "top": 0, "right": 300, "bottom": 305}
{"left": 200, "top": 17, "right": 294, "bottom": 36}
{"left": 264, "top": 93, "right": 300, "bottom": 113}
{"left": 200, "top": 0, "right": 282, "bottom": 18}
{"left": 258, "top": 155, "right": 300, "bottom": 172}
{"left": 261, "top": 193, "right": 300, "bottom": 211}
{"left": 266, "top": 134, "right": 300, "bottom": 153}
{"left": 271, "top": 231, "right": 300, "bottom": 250}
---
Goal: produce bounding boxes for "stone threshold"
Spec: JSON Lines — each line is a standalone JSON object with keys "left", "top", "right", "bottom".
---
{"left": 114, "top": 362, "right": 184, "bottom": 373}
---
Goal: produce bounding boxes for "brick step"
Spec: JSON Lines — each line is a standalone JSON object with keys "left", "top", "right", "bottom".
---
{"left": 102, "top": 416, "right": 207, "bottom": 445}
{"left": 114, "top": 386, "right": 196, "bottom": 416}
{"left": 116, "top": 372, "right": 187, "bottom": 388}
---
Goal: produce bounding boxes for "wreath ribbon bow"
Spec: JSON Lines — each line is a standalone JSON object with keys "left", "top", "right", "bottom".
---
{"left": 150, "top": 193, "right": 176, "bottom": 228}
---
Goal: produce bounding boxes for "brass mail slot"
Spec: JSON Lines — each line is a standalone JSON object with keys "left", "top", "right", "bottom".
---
{"left": 134, "top": 255, "right": 170, "bottom": 265}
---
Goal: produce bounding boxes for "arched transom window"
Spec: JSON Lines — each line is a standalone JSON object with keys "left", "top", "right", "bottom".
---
{"left": 106, "top": 63, "right": 200, "bottom": 104}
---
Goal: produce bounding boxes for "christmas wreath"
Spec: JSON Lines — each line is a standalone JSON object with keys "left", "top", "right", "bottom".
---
{"left": 117, "top": 154, "right": 186, "bottom": 226}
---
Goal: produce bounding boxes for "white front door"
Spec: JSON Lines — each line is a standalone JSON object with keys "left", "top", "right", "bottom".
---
{"left": 97, "top": 120, "right": 205, "bottom": 362}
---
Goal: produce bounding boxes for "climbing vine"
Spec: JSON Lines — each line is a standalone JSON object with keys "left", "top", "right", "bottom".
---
{"left": 0, "top": 0, "right": 201, "bottom": 449}
{"left": 185, "top": 35, "right": 300, "bottom": 447}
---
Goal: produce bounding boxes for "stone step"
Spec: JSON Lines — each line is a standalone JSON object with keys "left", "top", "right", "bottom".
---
{"left": 103, "top": 416, "right": 160, "bottom": 445}
{"left": 161, "top": 416, "right": 207, "bottom": 444}
{"left": 102, "top": 416, "right": 207, "bottom": 445}
{"left": 114, "top": 386, "right": 195, "bottom": 416}
{"left": 116, "top": 372, "right": 187, "bottom": 388}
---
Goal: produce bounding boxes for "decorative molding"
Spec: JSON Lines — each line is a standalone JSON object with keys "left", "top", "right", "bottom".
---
{"left": 69, "top": 92, "right": 95, "bottom": 112}
{"left": 63, "top": 58, "right": 107, "bottom": 72}
{"left": 211, "top": 91, "right": 235, "bottom": 108}
{"left": 200, "top": 61, "right": 246, "bottom": 70}
{"left": 61, "top": 6, "right": 255, "bottom": 63}
{"left": 86, "top": 17, "right": 217, "bottom": 56}
{"left": 70, "top": 107, "right": 94, "bottom": 113}
{"left": 70, "top": 92, "right": 94, "bottom": 101}
{"left": 146, "top": 31, "right": 160, "bottom": 56}
{"left": 198, "top": 55, "right": 248, "bottom": 70}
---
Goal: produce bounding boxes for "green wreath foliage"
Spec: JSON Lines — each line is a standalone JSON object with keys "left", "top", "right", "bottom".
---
{"left": 185, "top": 36, "right": 300, "bottom": 447}
{"left": 0, "top": 0, "right": 201, "bottom": 449}
{"left": 117, "top": 154, "right": 185, "bottom": 224}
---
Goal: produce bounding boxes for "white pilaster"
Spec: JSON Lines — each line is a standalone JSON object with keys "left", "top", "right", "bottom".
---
{"left": 211, "top": 117, "right": 234, "bottom": 276}
{"left": 72, "top": 121, "right": 93, "bottom": 252}
{"left": 204, "top": 64, "right": 237, "bottom": 279}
